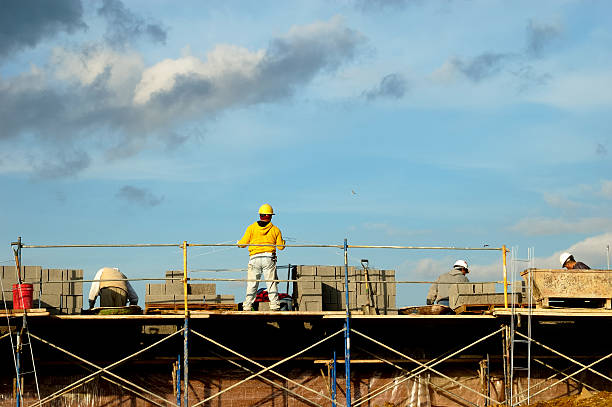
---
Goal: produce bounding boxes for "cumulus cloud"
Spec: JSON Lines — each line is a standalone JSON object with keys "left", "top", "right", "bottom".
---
{"left": 136, "top": 17, "right": 364, "bottom": 110}
{"left": 536, "top": 232, "right": 612, "bottom": 269}
{"left": 0, "top": 17, "right": 365, "bottom": 176}
{"left": 363, "top": 73, "right": 408, "bottom": 100}
{"left": 433, "top": 52, "right": 513, "bottom": 83}
{"left": 0, "top": 0, "right": 86, "bottom": 59}
{"left": 600, "top": 180, "right": 612, "bottom": 199}
{"left": 97, "top": 0, "right": 167, "bottom": 48}
{"left": 526, "top": 20, "right": 562, "bottom": 58}
{"left": 354, "top": 0, "right": 419, "bottom": 12}
{"left": 116, "top": 185, "right": 164, "bottom": 207}
{"left": 541, "top": 192, "right": 583, "bottom": 211}
{"left": 596, "top": 143, "right": 608, "bottom": 156}
{"left": 510, "top": 217, "right": 612, "bottom": 236}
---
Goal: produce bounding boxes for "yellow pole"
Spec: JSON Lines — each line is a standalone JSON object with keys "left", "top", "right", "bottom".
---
{"left": 183, "top": 241, "right": 188, "bottom": 317}
{"left": 502, "top": 245, "right": 508, "bottom": 308}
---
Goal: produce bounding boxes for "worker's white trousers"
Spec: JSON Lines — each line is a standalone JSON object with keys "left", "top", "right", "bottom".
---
{"left": 244, "top": 256, "right": 279, "bottom": 310}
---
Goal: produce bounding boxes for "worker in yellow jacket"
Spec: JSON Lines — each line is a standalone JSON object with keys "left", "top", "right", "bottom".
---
{"left": 238, "top": 204, "right": 285, "bottom": 311}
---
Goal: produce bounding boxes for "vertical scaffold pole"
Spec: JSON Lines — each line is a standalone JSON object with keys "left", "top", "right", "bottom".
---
{"left": 343, "top": 238, "right": 351, "bottom": 407}
{"left": 332, "top": 350, "right": 337, "bottom": 407}
{"left": 177, "top": 354, "right": 181, "bottom": 406}
{"left": 502, "top": 245, "right": 508, "bottom": 308}
{"left": 183, "top": 241, "right": 189, "bottom": 407}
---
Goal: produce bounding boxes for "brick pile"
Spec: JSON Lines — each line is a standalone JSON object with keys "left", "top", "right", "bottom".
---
{"left": 1, "top": 266, "right": 83, "bottom": 314}
{"left": 145, "top": 270, "right": 234, "bottom": 305}
{"left": 293, "top": 265, "right": 397, "bottom": 314}
{"left": 448, "top": 282, "right": 522, "bottom": 309}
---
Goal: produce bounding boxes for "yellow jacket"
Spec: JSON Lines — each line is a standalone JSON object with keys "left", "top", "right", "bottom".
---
{"left": 238, "top": 221, "right": 285, "bottom": 256}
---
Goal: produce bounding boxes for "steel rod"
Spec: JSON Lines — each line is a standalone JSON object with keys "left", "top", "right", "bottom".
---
{"left": 21, "top": 242, "right": 504, "bottom": 250}
{"left": 208, "top": 349, "right": 326, "bottom": 407}
{"left": 356, "top": 346, "right": 479, "bottom": 407}
{"left": 515, "top": 331, "right": 612, "bottom": 383}
{"left": 190, "top": 329, "right": 338, "bottom": 404}
{"left": 350, "top": 328, "right": 504, "bottom": 406}
{"left": 29, "top": 330, "right": 183, "bottom": 406}
{"left": 531, "top": 359, "right": 598, "bottom": 392}
{"left": 515, "top": 351, "right": 612, "bottom": 405}
{"left": 343, "top": 238, "right": 351, "bottom": 407}
{"left": 100, "top": 375, "right": 167, "bottom": 407}
{"left": 191, "top": 328, "right": 346, "bottom": 407}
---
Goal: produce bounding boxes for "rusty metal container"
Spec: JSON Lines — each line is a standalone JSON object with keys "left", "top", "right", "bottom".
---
{"left": 521, "top": 268, "right": 612, "bottom": 308}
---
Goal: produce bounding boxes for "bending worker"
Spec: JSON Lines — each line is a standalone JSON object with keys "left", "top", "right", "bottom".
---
{"left": 88, "top": 267, "right": 139, "bottom": 308}
{"left": 559, "top": 252, "right": 590, "bottom": 270}
{"left": 426, "top": 260, "right": 470, "bottom": 306}
{"left": 238, "top": 204, "right": 285, "bottom": 311}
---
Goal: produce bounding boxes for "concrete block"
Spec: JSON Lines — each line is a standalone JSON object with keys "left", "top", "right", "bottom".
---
{"left": 300, "top": 301, "right": 322, "bottom": 311}
{"left": 3, "top": 266, "right": 17, "bottom": 280}
{"left": 258, "top": 302, "right": 271, "bottom": 311}
{"left": 48, "top": 269, "right": 64, "bottom": 283}
{"left": 146, "top": 294, "right": 178, "bottom": 304}
{"left": 356, "top": 294, "right": 369, "bottom": 307}
{"left": 189, "top": 284, "right": 216, "bottom": 296}
{"left": 298, "top": 266, "right": 316, "bottom": 276}
{"left": 147, "top": 284, "right": 165, "bottom": 296}
{"left": 41, "top": 281, "right": 63, "bottom": 295}
{"left": 39, "top": 294, "right": 61, "bottom": 308}
{"left": 62, "top": 295, "right": 81, "bottom": 309}
{"left": 316, "top": 266, "right": 335, "bottom": 277}
{"left": 23, "top": 266, "right": 42, "bottom": 282}
{"left": 482, "top": 282, "right": 496, "bottom": 294}
{"left": 165, "top": 270, "right": 183, "bottom": 280}
{"left": 165, "top": 282, "right": 185, "bottom": 295}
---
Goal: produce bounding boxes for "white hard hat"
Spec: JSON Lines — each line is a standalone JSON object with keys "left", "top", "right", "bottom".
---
{"left": 453, "top": 260, "right": 469, "bottom": 271}
{"left": 559, "top": 252, "right": 573, "bottom": 267}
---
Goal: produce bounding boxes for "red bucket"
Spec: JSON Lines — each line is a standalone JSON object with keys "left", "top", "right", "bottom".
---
{"left": 13, "top": 284, "right": 33, "bottom": 310}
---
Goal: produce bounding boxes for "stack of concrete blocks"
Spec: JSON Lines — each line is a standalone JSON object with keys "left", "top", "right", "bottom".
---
{"left": 293, "top": 265, "right": 397, "bottom": 314}
{"left": 448, "top": 282, "right": 522, "bottom": 309}
{"left": 144, "top": 271, "right": 234, "bottom": 305}
{"left": 0, "top": 266, "right": 83, "bottom": 314}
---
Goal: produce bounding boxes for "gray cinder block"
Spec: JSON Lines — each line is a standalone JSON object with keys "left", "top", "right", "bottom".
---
{"left": 165, "top": 282, "right": 185, "bottom": 295}
{"left": 39, "top": 294, "right": 61, "bottom": 308}
{"left": 189, "top": 284, "right": 216, "bottom": 296}
{"left": 147, "top": 283, "right": 165, "bottom": 295}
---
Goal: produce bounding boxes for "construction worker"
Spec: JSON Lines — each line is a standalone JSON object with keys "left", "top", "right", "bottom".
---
{"left": 238, "top": 204, "right": 285, "bottom": 311}
{"left": 426, "top": 260, "right": 470, "bottom": 306}
{"left": 88, "top": 267, "right": 139, "bottom": 308}
{"left": 559, "top": 252, "right": 590, "bottom": 270}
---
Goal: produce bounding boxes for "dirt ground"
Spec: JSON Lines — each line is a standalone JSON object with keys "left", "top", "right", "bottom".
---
{"left": 526, "top": 390, "right": 612, "bottom": 407}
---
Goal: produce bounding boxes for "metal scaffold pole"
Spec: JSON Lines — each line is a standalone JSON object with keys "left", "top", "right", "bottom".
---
{"left": 343, "top": 238, "right": 351, "bottom": 407}
{"left": 183, "top": 241, "right": 189, "bottom": 407}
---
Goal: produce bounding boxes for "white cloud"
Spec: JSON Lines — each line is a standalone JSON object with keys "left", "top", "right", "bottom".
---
{"left": 52, "top": 45, "right": 144, "bottom": 103}
{"left": 133, "top": 45, "right": 264, "bottom": 104}
{"left": 537, "top": 232, "right": 612, "bottom": 269}
{"left": 527, "top": 72, "right": 612, "bottom": 109}
{"left": 541, "top": 192, "right": 583, "bottom": 211}
{"left": 510, "top": 217, "right": 612, "bottom": 236}
{"left": 600, "top": 180, "right": 612, "bottom": 199}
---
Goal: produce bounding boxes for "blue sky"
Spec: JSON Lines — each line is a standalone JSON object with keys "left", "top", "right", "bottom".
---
{"left": 1, "top": 0, "right": 611, "bottom": 306}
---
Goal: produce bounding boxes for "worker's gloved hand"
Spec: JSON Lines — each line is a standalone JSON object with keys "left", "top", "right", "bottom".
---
{"left": 89, "top": 299, "right": 95, "bottom": 309}
{"left": 426, "top": 299, "right": 433, "bottom": 305}
{"left": 271, "top": 252, "right": 277, "bottom": 262}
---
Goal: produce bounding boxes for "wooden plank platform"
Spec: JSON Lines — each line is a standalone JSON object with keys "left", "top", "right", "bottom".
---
{"left": 454, "top": 304, "right": 517, "bottom": 315}
{"left": 145, "top": 302, "right": 239, "bottom": 314}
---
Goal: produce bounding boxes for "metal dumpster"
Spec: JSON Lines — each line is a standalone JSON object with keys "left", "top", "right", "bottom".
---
{"left": 521, "top": 268, "right": 612, "bottom": 308}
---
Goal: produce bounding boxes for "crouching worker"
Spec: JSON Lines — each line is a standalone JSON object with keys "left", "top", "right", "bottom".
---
{"left": 238, "top": 204, "right": 285, "bottom": 311}
{"left": 89, "top": 267, "right": 139, "bottom": 308}
{"left": 426, "top": 260, "right": 470, "bottom": 306}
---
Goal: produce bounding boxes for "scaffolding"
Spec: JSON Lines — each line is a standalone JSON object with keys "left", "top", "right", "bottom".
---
{"left": 2, "top": 237, "right": 611, "bottom": 406}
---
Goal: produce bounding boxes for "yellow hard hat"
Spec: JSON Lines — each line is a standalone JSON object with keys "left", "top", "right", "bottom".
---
{"left": 258, "top": 204, "right": 275, "bottom": 215}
